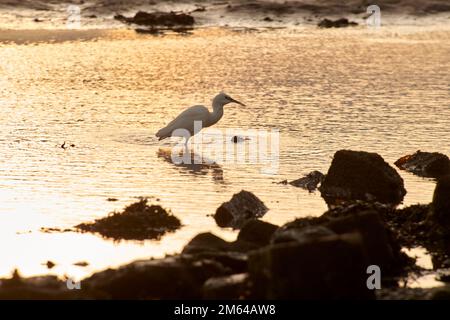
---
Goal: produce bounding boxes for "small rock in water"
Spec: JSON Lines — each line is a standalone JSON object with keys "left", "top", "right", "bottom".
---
{"left": 192, "top": 6, "right": 206, "bottom": 13}
{"left": 74, "top": 261, "right": 89, "bottom": 267}
{"left": 45, "top": 261, "right": 55, "bottom": 269}
{"left": 395, "top": 150, "right": 450, "bottom": 178}
{"left": 318, "top": 18, "right": 358, "bottom": 28}
{"left": 231, "top": 135, "right": 245, "bottom": 143}
{"left": 289, "top": 170, "right": 324, "bottom": 191}
{"left": 214, "top": 190, "right": 268, "bottom": 229}
{"left": 114, "top": 11, "right": 195, "bottom": 27}
{"left": 75, "top": 198, "right": 181, "bottom": 240}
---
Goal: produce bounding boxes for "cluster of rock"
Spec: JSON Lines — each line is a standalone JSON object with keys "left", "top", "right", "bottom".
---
{"left": 1, "top": 149, "right": 449, "bottom": 299}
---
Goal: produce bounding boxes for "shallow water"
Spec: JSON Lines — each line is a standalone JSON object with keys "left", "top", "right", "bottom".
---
{"left": 0, "top": 26, "right": 449, "bottom": 282}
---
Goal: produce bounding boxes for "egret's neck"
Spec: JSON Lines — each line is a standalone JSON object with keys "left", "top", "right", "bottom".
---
{"left": 208, "top": 100, "right": 224, "bottom": 127}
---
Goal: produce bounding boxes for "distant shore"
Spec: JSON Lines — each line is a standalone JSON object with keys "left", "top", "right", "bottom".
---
{"left": 0, "top": 0, "right": 449, "bottom": 30}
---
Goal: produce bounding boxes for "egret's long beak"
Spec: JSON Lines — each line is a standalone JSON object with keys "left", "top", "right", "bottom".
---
{"left": 230, "top": 98, "right": 245, "bottom": 106}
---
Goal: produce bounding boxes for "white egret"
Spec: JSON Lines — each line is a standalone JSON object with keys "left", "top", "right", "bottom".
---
{"left": 156, "top": 92, "right": 245, "bottom": 146}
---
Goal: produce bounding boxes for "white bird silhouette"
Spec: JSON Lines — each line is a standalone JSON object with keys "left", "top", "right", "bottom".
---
{"left": 156, "top": 92, "right": 245, "bottom": 146}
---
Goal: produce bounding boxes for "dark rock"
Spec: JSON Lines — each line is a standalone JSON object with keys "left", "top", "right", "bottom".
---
{"left": 237, "top": 220, "right": 278, "bottom": 247}
{"left": 182, "top": 232, "right": 235, "bottom": 254}
{"left": 271, "top": 225, "right": 335, "bottom": 244}
{"left": 84, "top": 255, "right": 230, "bottom": 299}
{"left": 75, "top": 198, "right": 181, "bottom": 241}
{"left": 214, "top": 190, "right": 268, "bottom": 229}
{"left": 0, "top": 270, "right": 86, "bottom": 299}
{"left": 289, "top": 170, "right": 324, "bottom": 191}
{"left": 425, "top": 4, "right": 450, "bottom": 13}
{"left": 319, "top": 150, "right": 406, "bottom": 206}
{"left": 324, "top": 210, "right": 404, "bottom": 275}
{"left": 249, "top": 233, "right": 374, "bottom": 299}
{"left": 431, "top": 285, "right": 450, "bottom": 300}
{"left": 182, "top": 232, "right": 257, "bottom": 254}
{"left": 318, "top": 18, "right": 358, "bottom": 28}
{"left": 192, "top": 6, "right": 206, "bottom": 13}
{"left": 187, "top": 251, "right": 248, "bottom": 274}
{"left": 45, "top": 261, "right": 55, "bottom": 269}
{"left": 272, "top": 202, "right": 412, "bottom": 276}
{"left": 430, "top": 175, "right": 450, "bottom": 229}
{"left": 203, "top": 273, "right": 250, "bottom": 299}
{"left": 135, "top": 28, "right": 162, "bottom": 35}
{"left": 395, "top": 151, "right": 450, "bottom": 178}
{"left": 263, "top": 17, "right": 274, "bottom": 22}
{"left": 114, "top": 11, "right": 195, "bottom": 27}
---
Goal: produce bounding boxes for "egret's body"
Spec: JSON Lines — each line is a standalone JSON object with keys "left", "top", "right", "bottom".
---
{"left": 156, "top": 93, "right": 244, "bottom": 145}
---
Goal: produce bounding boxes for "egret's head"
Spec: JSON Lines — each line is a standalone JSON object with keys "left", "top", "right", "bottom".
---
{"left": 214, "top": 92, "right": 245, "bottom": 107}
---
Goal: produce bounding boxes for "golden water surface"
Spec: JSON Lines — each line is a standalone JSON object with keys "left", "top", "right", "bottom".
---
{"left": 0, "top": 26, "right": 449, "bottom": 285}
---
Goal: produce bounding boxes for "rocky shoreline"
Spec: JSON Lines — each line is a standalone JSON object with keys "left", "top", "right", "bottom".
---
{"left": 1, "top": 149, "right": 449, "bottom": 299}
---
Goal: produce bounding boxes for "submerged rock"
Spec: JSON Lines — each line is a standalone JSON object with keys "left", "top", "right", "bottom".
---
{"left": 319, "top": 150, "right": 406, "bottom": 206}
{"left": 395, "top": 151, "right": 450, "bottom": 178}
{"left": 114, "top": 11, "right": 195, "bottom": 27}
{"left": 75, "top": 198, "right": 181, "bottom": 241}
{"left": 214, "top": 190, "right": 268, "bottom": 229}
{"left": 289, "top": 170, "right": 324, "bottom": 191}
{"left": 318, "top": 18, "right": 358, "bottom": 28}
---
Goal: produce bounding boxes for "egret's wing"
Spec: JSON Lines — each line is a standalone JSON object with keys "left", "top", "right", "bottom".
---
{"left": 156, "top": 105, "right": 209, "bottom": 139}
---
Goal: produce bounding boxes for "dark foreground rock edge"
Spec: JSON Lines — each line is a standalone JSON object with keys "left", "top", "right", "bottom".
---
{"left": 2, "top": 197, "right": 450, "bottom": 299}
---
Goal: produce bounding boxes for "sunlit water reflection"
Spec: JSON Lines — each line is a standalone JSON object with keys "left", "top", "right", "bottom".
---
{"left": 0, "top": 26, "right": 449, "bottom": 283}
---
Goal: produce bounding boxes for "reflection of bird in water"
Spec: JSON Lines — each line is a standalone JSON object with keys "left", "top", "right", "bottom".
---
{"left": 156, "top": 93, "right": 245, "bottom": 147}
{"left": 157, "top": 148, "right": 224, "bottom": 183}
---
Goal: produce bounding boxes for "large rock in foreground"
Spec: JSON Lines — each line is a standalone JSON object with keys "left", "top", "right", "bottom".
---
{"left": 319, "top": 150, "right": 406, "bottom": 206}
{"left": 249, "top": 233, "right": 374, "bottom": 299}
{"left": 429, "top": 175, "right": 450, "bottom": 229}
{"left": 214, "top": 190, "right": 268, "bottom": 229}
{"left": 395, "top": 151, "right": 450, "bottom": 178}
